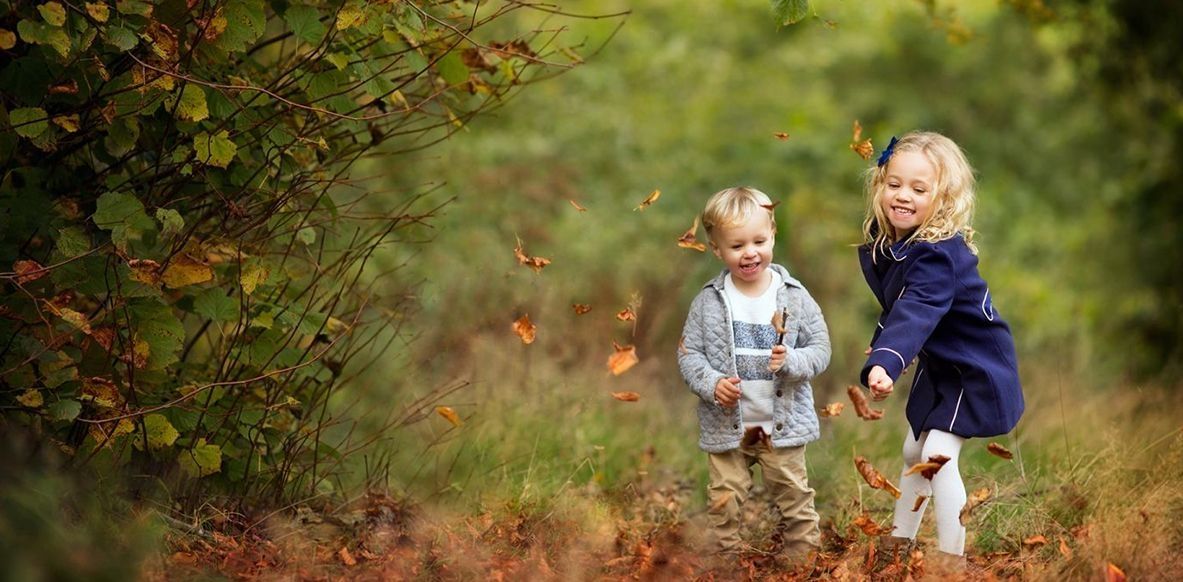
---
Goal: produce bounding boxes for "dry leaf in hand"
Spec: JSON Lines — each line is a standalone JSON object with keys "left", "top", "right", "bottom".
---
{"left": 850, "top": 120, "right": 874, "bottom": 161}
{"left": 987, "top": 442, "right": 1014, "bottom": 460}
{"left": 854, "top": 455, "right": 901, "bottom": 499}
{"left": 852, "top": 512, "right": 891, "bottom": 536}
{"left": 903, "top": 454, "right": 951, "bottom": 479}
{"left": 572, "top": 303, "right": 592, "bottom": 315}
{"left": 607, "top": 341, "right": 639, "bottom": 376}
{"left": 847, "top": 385, "right": 884, "bottom": 420}
{"left": 569, "top": 199, "right": 588, "bottom": 212}
{"left": 773, "top": 132, "right": 790, "bottom": 141}
{"left": 771, "top": 308, "right": 787, "bottom": 341}
{"left": 677, "top": 216, "right": 707, "bottom": 252}
{"left": 435, "top": 406, "right": 462, "bottom": 427}
{"left": 959, "top": 487, "right": 992, "bottom": 525}
{"left": 512, "top": 314, "right": 536, "bottom": 344}
{"left": 818, "top": 402, "right": 845, "bottom": 417}
{"left": 611, "top": 391, "right": 640, "bottom": 402}
{"left": 911, "top": 495, "right": 928, "bottom": 512}
{"left": 634, "top": 189, "right": 661, "bottom": 211}
{"left": 708, "top": 491, "right": 734, "bottom": 513}
{"left": 1022, "top": 535, "right": 1048, "bottom": 547}
{"left": 513, "top": 237, "right": 551, "bottom": 273}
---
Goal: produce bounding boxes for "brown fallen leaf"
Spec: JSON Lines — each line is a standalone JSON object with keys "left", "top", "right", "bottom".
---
{"left": 773, "top": 132, "right": 790, "bottom": 141}
{"left": 338, "top": 546, "right": 357, "bottom": 567}
{"left": 959, "top": 487, "right": 992, "bottom": 525}
{"left": 903, "top": 454, "right": 951, "bottom": 479}
{"left": 854, "top": 455, "right": 901, "bottom": 499}
{"left": 513, "top": 237, "right": 551, "bottom": 273}
{"left": 1105, "top": 562, "right": 1126, "bottom": 582}
{"left": 572, "top": 303, "right": 592, "bottom": 315}
{"left": 851, "top": 512, "right": 891, "bottom": 536}
{"left": 818, "top": 402, "right": 845, "bottom": 417}
{"left": 1022, "top": 534, "right": 1048, "bottom": 547}
{"left": 634, "top": 188, "right": 661, "bottom": 211}
{"left": 611, "top": 391, "right": 640, "bottom": 402}
{"left": 13, "top": 259, "right": 47, "bottom": 284}
{"left": 512, "top": 314, "right": 536, "bottom": 344}
{"left": 847, "top": 385, "right": 884, "bottom": 420}
{"left": 435, "top": 406, "right": 462, "bottom": 427}
{"left": 608, "top": 341, "right": 638, "bottom": 376}
{"left": 1058, "top": 537, "right": 1072, "bottom": 559}
{"left": 708, "top": 491, "right": 734, "bottom": 513}
{"left": 987, "top": 442, "right": 1014, "bottom": 460}
{"left": 568, "top": 199, "right": 588, "bottom": 212}
{"left": 676, "top": 216, "right": 707, "bottom": 252}
{"left": 911, "top": 495, "right": 928, "bottom": 512}
{"left": 850, "top": 120, "right": 874, "bottom": 161}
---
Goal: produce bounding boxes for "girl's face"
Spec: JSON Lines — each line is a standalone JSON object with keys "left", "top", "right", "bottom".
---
{"left": 711, "top": 211, "right": 775, "bottom": 292}
{"left": 880, "top": 150, "right": 937, "bottom": 239}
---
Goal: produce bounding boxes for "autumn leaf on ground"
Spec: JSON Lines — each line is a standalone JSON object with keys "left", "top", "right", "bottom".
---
{"left": 161, "top": 254, "right": 214, "bottom": 288}
{"left": 847, "top": 385, "right": 884, "bottom": 420}
{"left": 634, "top": 189, "right": 660, "bottom": 211}
{"left": 1106, "top": 562, "right": 1126, "bottom": 582}
{"left": 709, "top": 491, "right": 734, "bottom": 513}
{"left": 569, "top": 200, "right": 588, "bottom": 212}
{"left": 959, "top": 487, "right": 992, "bottom": 525}
{"left": 608, "top": 341, "right": 638, "bottom": 376}
{"left": 677, "top": 216, "right": 707, "bottom": 252}
{"left": 911, "top": 495, "right": 928, "bottom": 512}
{"left": 512, "top": 314, "right": 536, "bottom": 344}
{"left": 1058, "top": 537, "right": 1072, "bottom": 559}
{"left": 1022, "top": 534, "right": 1048, "bottom": 547}
{"left": 854, "top": 455, "right": 901, "bottom": 499}
{"left": 903, "top": 454, "right": 951, "bottom": 479}
{"left": 819, "top": 402, "right": 844, "bottom": 417}
{"left": 773, "top": 132, "right": 790, "bottom": 141}
{"left": 852, "top": 512, "right": 891, "bottom": 536}
{"left": 13, "top": 259, "right": 47, "bottom": 284}
{"left": 850, "top": 120, "right": 874, "bottom": 161}
{"left": 572, "top": 303, "right": 591, "bottom": 315}
{"left": 611, "top": 391, "right": 640, "bottom": 402}
{"left": 513, "top": 236, "right": 551, "bottom": 273}
{"left": 338, "top": 547, "right": 357, "bottom": 567}
{"left": 987, "top": 442, "right": 1014, "bottom": 460}
{"left": 435, "top": 406, "right": 462, "bottom": 427}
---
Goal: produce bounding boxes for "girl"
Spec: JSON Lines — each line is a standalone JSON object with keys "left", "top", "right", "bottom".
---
{"left": 857, "top": 131, "right": 1024, "bottom": 562}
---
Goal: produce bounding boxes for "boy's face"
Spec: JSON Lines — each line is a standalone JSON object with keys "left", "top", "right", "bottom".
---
{"left": 710, "top": 211, "right": 775, "bottom": 289}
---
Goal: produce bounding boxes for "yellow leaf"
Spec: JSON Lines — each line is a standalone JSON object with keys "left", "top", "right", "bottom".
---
{"left": 52, "top": 114, "right": 80, "bottom": 133}
{"left": 569, "top": 199, "right": 588, "bottom": 212}
{"left": 959, "top": 487, "right": 992, "bottom": 525}
{"left": 850, "top": 120, "right": 874, "bottom": 161}
{"left": 435, "top": 406, "right": 462, "bottom": 427}
{"left": 17, "top": 389, "right": 44, "bottom": 408}
{"left": 85, "top": 2, "right": 109, "bottom": 22}
{"left": 676, "top": 216, "right": 706, "bottom": 252}
{"left": 161, "top": 255, "right": 213, "bottom": 288}
{"left": 56, "top": 306, "right": 92, "bottom": 334}
{"left": 818, "top": 402, "right": 844, "bottom": 417}
{"left": 239, "top": 262, "right": 268, "bottom": 295}
{"left": 338, "top": 546, "right": 357, "bottom": 567}
{"left": 0, "top": 29, "right": 16, "bottom": 50}
{"left": 773, "top": 131, "right": 790, "bottom": 141}
{"left": 607, "top": 341, "right": 638, "bottom": 376}
{"left": 336, "top": 5, "right": 365, "bottom": 30}
{"left": 634, "top": 189, "right": 660, "bottom": 211}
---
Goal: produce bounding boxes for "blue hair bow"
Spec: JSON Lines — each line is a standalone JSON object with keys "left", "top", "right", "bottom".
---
{"left": 876, "top": 136, "right": 899, "bottom": 167}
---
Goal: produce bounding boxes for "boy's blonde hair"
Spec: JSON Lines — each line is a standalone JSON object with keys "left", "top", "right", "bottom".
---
{"left": 702, "top": 186, "right": 777, "bottom": 242}
{"left": 862, "top": 131, "right": 978, "bottom": 255}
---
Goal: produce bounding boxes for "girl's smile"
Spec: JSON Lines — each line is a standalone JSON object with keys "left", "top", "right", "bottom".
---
{"left": 880, "top": 151, "right": 937, "bottom": 238}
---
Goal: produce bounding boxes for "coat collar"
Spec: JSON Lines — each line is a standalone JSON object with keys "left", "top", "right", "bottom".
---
{"left": 703, "top": 263, "right": 803, "bottom": 292}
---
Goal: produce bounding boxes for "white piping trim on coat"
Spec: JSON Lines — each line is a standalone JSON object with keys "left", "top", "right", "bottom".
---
{"left": 877, "top": 321, "right": 884, "bottom": 330}
{"left": 888, "top": 244, "right": 908, "bottom": 261}
{"left": 912, "top": 366, "right": 924, "bottom": 390}
{"left": 898, "top": 286, "right": 907, "bottom": 301}
{"left": 873, "top": 347, "right": 907, "bottom": 370}
{"left": 949, "top": 388, "right": 965, "bottom": 432}
{"left": 981, "top": 289, "right": 995, "bottom": 321}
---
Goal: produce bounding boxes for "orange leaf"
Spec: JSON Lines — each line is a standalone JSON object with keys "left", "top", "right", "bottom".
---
{"left": 611, "top": 391, "right": 640, "bottom": 402}
{"left": 773, "top": 131, "right": 790, "bottom": 141}
{"left": 13, "top": 259, "right": 47, "bottom": 284}
{"left": 1105, "top": 562, "right": 1126, "bottom": 582}
{"left": 959, "top": 487, "right": 992, "bottom": 526}
{"left": 850, "top": 120, "right": 874, "bottom": 161}
{"left": 615, "top": 307, "right": 635, "bottom": 322}
{"left": 903, "top": 454, "right": 951, "bottom": 479}
{"left": 987, "top": 442, "right": 1014, "bottom": 460}
{"left": 338, "top": 546, "right": 357, "bottom": 567}
{"left": 513, "top": 237, "right": 551, "bottom": 273}
{"left": 435, "top": 406, "right": 462, "bottom": 427}
{"left": 760, "top": 201, "right": 782, "bottom": 211}
{"left": 1022, "top": 534, "right": 1048, "bottom": 547}
{"left": 818, "top": 402, "right": 844, "bottom": 417}
{"left": 676, "top": 216, "right": 707, "bottom": 252}
{"left": 634, "top": 189, "right": 660, "bottom": 211}
{"left": 708, "top": 491, "right": 734, "bottom": 513}
{"left": 607, "top": 341, "right": 638, "bottom": 376}
{"left": 852, "top": 512, "right": 891, "bottom": 536}
{"left": 569, "top": 199, "right": 588, "bottom": 212}
{"left": 677, "top": 335, "right": 688, "bottom": 355}
{"left": 847, "top": 385, "right": 884, "bottom": 420}
{"left": 854, "top": 455, "right": 901, "bottom": 499}
{"left": 911, "top": 495, "right": 928, "bottom": 512}
{"left": 572, "top": 303, "right": 591, "bottom": 315}
{"left": 511, "top": 314, "right": 536, "bottom": 344}
{"left": 1058, "top": 537, "right": 1072, "bottom": 559}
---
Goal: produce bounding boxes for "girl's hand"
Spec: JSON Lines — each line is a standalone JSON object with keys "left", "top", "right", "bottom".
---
{"left": 768, "top": 345, "right": 787, "bottom": 372}
{"left": 714, "top": 377, "right": 742, "bottom": 408}
{"left": 868, "top": 365, "right": 894, "bottom": 401}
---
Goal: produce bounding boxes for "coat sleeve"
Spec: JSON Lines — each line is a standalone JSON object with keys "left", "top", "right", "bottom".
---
{"left": 780, "top": 290, "right": 831, "bottom": 381}
{"left": 861, "top": 244, "right": 954, "bottom": 385}
{"left": 677, "top": 291, "right": 726, "bottom": 404}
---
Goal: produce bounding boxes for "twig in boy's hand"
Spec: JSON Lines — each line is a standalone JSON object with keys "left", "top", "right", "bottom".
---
{"left": 771, "top": 308, "right": 787, "bottom": 344}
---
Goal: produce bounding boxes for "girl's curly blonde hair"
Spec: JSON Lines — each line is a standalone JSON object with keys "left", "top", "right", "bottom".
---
{"left": 862, "top": 131, "right": 978, "bottom": 255}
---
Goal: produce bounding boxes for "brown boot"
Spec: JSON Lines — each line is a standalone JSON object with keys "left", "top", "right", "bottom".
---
{"left": 927, "top": 550, "right": 966, "bottom": 577}
{"left": 868, "top": 536, "right": 911, "bottom": 574}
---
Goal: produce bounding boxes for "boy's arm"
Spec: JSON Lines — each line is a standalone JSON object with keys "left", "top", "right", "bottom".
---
{"left": 678, "top": 292, "right": 727, "bottom": 405}
{"left": 780, "top": 291, "right": 832, "bottom": 381}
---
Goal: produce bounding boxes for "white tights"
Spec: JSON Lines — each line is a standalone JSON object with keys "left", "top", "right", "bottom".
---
{"left": 890, "top": 429, "right": 966, "bottom": 555}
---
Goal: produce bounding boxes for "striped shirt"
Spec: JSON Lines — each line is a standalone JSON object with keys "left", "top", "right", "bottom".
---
{"left": 724, "top": 270, "right": 781, "bottom": 432}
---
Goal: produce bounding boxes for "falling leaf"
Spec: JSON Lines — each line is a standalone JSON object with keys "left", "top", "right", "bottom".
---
{"left": 611, "top": 391, "right": 640, "bottom": 402}
{"left": 818, "top": 402, "right": 845, "bottom": 417}
{"left": 852, "top": 512, "right": 891, "bottom": 536}
{"left": 572, "top": 303, "right": 591, "bottom": 315}
{"left": 634, "top": 189, "right": 661, "bottom": 211}
{"left": 987, "top": 442, "right": 1014, "bottom": 460}
{"left": 854, "top": 455, "right": 901, "bottom": 499}
{"left": 607, "top": 341, "right": 638, "bottom": 376}
{"left": 616, "top": 307, "right": 636, "bottom": 322}
{"left": 338, "top": 546, "right": 357, "bottom": 567}
{"left": 708, "top": 491, "right": 734, "bottom": 513}
{"left": 512, "top": 314, "right": 536, "bottom": 344}
{"left": 513, "top": 237, "right": 551, "bottom": 273}
{"left": 435, "top": 406, "right": 462, "bottom": 427}
{"left": 1058, "top": 537, "right": 1072, "bottom": 559}
{"left": 1105, "top": 563, "right": 1126, "bottom": 582}
{"left": 678, "top": 335, "right": 688, "bottom": 355}
{"left": 959, "top": 487, "right": 992, "bottom": 525}
{"left": 1022, "top": 535, "right": 1048, "bottom": 547}
{"left": 742, "top": 426, "right": 771, "bottom": 449}
{"left": 569, "top": 200, "right": 588, "bottom": 212}
{"left": 760, "top": 201, "right": 782, "bottom": 211}
{"left": 13, "top": 259, "right": 46, "bottom": 284}
{"left": 903, "top": 454, "right": 951, "bottom": 479}
{"left": 847, "top": 385, "right": 884, "bottom": 420}
{"left": 773, "top": 131, "right": 790, "bottom": 141}
{"left": 911, "top": 495, "right": 928, "bottom": 512}
{"left": 161, "top": 255, "right": 213, "bottom": 288}
{"left": 850, "top": 120, "right": 874, "bottom": 160}
{"left": 676, "top": 216, "right": 707, "bottom": 252}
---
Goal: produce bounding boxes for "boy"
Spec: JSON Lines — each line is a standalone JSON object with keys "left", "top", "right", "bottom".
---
{"left": 677, "top": 186, "right": 831, "bottom": 558}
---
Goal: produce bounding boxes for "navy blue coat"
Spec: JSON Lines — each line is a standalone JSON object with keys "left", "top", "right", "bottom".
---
{"left": 859, "top": 235, "right": 1024, "bottom": 439}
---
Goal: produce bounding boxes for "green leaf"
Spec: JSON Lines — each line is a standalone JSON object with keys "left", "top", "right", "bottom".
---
{"left": 436, "top": 52, "right": 470, "bottom": 85}
{"left": 194, "top": 288, "right": 239, "bottom": 322}
{"left": 116, "top": 0, "right": 154, "bottom": 17}
{"left": 285, "top": 5, "right": 326, "bottom": 44}
{"left": 138, "top": 414, "right": 179, "bottom": 450}
{"left": 194, "top": 130, "right": 236, "bottom": 168}
{"left": 18, "top": 18, "right": 70, "bottom": 57}
{"left": 10, "top": 107, "right": 49, "bottom": 139}
{"left": 296, "top": 226, "right": 316, "bottom": 245}
{"left": 104, "top": 25, "right": 138, "bottom": 51}
{"left": 38, "top": 2, "right": 67, "bottom": 27}
{"left": 179, "top": 438, "right": 222, "bottom": 478}
{"left": 48, "top": 399, "right": 82, "bottom": 421}
{"left": 323, "top": 52, "right": 349, "bottom": 70}
{"left": 105, "top": 116, "right": 140, "bottom": 157}
{"left": 175, "top": 84, "right": 209, "bottom": 122}
{"left": 55, "top": 226, "right": 91, "bottom": 258}
{"left": 93, "top": 191, "right": 155, "bottom": 250}
{"left": 213, "top": 0, "right": 265, "bottom": 54}
{"left": 771, "top": 0, "right": 809, "bottom": 25}
{"left": 155, "top": 208, "right": 184, "bottom": 238}
{"left": 129, "top": 299, "right": 185, "bottom": 370}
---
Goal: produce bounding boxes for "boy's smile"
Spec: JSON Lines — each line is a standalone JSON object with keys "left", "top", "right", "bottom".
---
{"left": 711, "top": 211, "right": 775, "bottom": 295}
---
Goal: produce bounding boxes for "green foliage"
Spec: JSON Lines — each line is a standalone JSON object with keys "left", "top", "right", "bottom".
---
{"left": 771, "top": 0, "right": 810, "bottom": 25}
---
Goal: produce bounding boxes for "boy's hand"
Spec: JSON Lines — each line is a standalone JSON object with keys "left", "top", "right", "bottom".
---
{"left": 768, "top": 345, "right": 787, "bottom": 372}
{"left": 714, "top": 377, "right": 742, "bottom": 408}
{"left": 868, "top": 365, "right": 893, "bottom": 401}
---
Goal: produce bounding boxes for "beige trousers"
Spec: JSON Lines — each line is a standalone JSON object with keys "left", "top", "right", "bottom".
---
{"left": 706, "top": 443, "right": 821, "bottom": 555}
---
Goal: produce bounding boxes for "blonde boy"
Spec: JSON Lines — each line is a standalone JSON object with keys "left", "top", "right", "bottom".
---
{"left": 677, "top": 187, "right": 831, "bottom": 557}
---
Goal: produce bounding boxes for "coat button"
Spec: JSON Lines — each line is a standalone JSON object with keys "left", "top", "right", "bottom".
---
{"left": 776, "top": 423, "right": 783, "bottom": 431}
{"left": 733, "top": 423, "right": 739, "bottom": 430}
{"left": 775, "top": 390, "right": 783, "bottom": 397}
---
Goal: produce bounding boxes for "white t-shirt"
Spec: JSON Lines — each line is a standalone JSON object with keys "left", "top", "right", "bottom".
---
{"left": 723, "top": 269, "right": 781, "bottom": 432}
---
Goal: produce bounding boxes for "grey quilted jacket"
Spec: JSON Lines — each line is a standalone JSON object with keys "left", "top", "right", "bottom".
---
{"left": 678, "top": 264, "right": 831, "bottom": 452}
